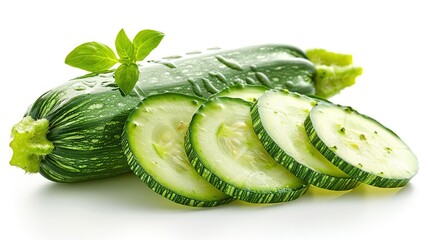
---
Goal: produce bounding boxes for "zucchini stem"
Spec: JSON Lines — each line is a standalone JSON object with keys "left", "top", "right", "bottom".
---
{"left": 306, "top": 49, "right": 363, "bottom": 98}
{"left": 9, "top": 116, "right": 54, "bottom": 173}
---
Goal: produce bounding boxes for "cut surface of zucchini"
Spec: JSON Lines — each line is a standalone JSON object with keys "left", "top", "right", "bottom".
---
{"left": 185, "top": 97, "right": 307, "bottom": 203}
{"left": 123, "top": 93, "right": 232, "bottom": 207}
{"left": 305, "top": 103, "right": 418, "bottom": 188}
{"left": 251, "top": 90, "right": 359, "bottom": 190}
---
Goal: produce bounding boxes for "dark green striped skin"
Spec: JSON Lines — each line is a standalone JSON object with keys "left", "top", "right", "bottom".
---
{"left": 30, "top": 90, "right": 139, "bottom": 182}
{"left": 122, "top": 131, "right": 234, "bottom": 207}
{"left": 304, "top": 110, "right": 411, "bottom": 188}
{"left": 184, "top": 98, "right": 308, "bottom": 203}
{"left": 122, "top": 93, "right": 233, "bottom": 207}
{"left": 250, "top": 102, "right": 360, "bottom": 190}
{"left": 25, "top": 44, "right": 317, "bottom": 182}
{"left": 185, "top": 141, "right": 307, "bottom": 203}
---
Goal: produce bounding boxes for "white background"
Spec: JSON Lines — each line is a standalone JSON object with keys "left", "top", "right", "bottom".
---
{"left": 1, "top": 0, "right": 428, "bottom": 239}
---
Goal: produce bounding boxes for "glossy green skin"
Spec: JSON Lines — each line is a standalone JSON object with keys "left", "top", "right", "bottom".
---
{"left": 26, "top": 44, "right": 316, "bottom": 182}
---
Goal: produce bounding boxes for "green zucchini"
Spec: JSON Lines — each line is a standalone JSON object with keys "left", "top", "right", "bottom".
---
{"left": 251, "top": 90, "right": 360, "bottom": 190}
{"left": 123, "top": 93, "right": 232, "bottom": 207}
{"left": 185, "top": 97, "right": 308, "bottom": 203}
{"left": 9, "top": 44, "right": 360, "bottom": 182}
{"left": 214, "top": 85, "right": 268, "bottom": 103}
{"left": 305, "top": 103, "right": 418, "bottom": 187}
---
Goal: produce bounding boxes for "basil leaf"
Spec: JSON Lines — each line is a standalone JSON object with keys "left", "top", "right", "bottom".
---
{"left": 115, "top": 29, "right": 134, "bottom": 63}
{"left": 65, "top": 42, "right": 118, "bottom": 72}
{"left": 133, "top": 30, "right": 164, "bottom": 61}
{"left": 115, "top": 63, "right": 139, "bottom": 95}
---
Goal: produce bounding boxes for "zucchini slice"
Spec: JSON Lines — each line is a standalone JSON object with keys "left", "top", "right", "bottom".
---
{"left": 123, "top": 93, "right": 233, "bottom": 207}
{"left": 185, "top": 97, "right": 308, "bottom": 203}
{"left": 251, "top": 90, "right": 360, "bottom": 190}
{"left": 305, "top": 103, "right": 418, "bottom": 188}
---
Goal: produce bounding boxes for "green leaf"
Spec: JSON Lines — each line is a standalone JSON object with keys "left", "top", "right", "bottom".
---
{"left": 133, "top": 29, "right": 164, "bottom": 61}
{"left": 65, "top": 42, "right": 118, "bottom": 72}
{"left": 115, "top": 29, "right": 134, "bottom": 63}
{"left": 115, "top": 63, "right": 139, "bottom": 95}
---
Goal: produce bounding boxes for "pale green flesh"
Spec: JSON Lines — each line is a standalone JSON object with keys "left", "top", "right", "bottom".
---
{"left": 310, "top": 104, "right": 418, "bottom": 179}
{"left": 127, "top": 95, "right": 229, "bottom": 201}
{"left": 257, "top": 91, "right": 349, "bottom": 177}
{"left": 194, "top": 99, "right": 304, "bottom": 191}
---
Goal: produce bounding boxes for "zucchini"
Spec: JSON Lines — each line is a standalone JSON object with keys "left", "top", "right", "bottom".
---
{"left": 185, "top": 97, "right": 308, "bottom": 203}
{"left": 306, "top": 49, "right": 363, "bottom": 98}
{"left": 123, "top": 93, "right": 232, "bottom": 207}
{"left": 305, "top": 103, "right": 418, "bottom": 187}
{"left": 214, "top": 85, "right": 268, "bottom": 103}
{"left": 251, "top": 90, "right": 360, "bottom": 190}
{"left": 9, "top": 44, "right": 358, "bottom": 182}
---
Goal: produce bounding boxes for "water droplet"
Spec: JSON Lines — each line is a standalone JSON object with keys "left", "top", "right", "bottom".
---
{"left": 215, "top": 55, "right": 243, "bottom": 71}
{"left": 162, "top": 55, "right": 182, "bottom": 60}
{"left": 207, "top": 47, "right": 221, "bottom": 50}
{"left": 99, "top": 72, "right": 114, "bottom": 78}
{"left": 101, "top": 80, "right": 117, "bottom": 88}
{"left": 233, "top": 78, "right": 245, "bottom": 85}
{"left": 208, "top": 71, "right": 228, "bottom": 84}
{"left": 188, "top": 79, "right": 203, "bottom": 97}
{"left": 202, "top": 77, "right": 219, "bottom": 94}
{"left": 186, "top": 50, "right": 202, "bottom": 55}
{"left": 246, "top": 77, "right": 257, "bottom": 84}
{"left": 73, "top": 83, "right": 87, "bottom": 91}
{"left": 250, "top": 65, "right": 258, "bottom": 72}
{"left": 255, "top": 72, "right": 272, "bottom": 87}
{"left": 155, "top": 60, "right": 177, "bottom": 68}
{"left": 82, "top": 79, "right": 96, "bottom": 88}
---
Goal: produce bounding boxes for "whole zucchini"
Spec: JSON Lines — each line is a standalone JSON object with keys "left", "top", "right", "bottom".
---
{"left": 9, "top": 44, "right": 360, "bottom": 182}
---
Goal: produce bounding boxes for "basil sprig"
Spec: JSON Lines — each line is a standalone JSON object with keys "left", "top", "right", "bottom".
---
{"left": 65, "top": 29, "right": 164, "bottom": 95}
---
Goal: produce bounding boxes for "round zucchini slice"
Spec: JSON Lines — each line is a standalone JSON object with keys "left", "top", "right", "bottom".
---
{"left": 305, "top": 103, "right": 418, "bottom": 188}
{"left": 123, "top": 93, "right": 233, "bottom": 207}
{"left": 251, "top": 90, "right": 360, "bottom": 190}
{"left": 185, "top": 97, "right": 308, "bottom": 203}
